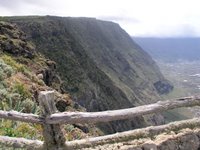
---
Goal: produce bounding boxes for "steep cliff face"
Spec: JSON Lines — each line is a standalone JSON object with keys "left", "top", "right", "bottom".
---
{"left": 0, "top": 21, "right": 102, "bottom": 140}
{"left": 2, "top": 16, "right": 173, "bottom": 133}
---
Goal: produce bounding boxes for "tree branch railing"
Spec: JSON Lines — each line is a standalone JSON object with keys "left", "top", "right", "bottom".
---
{"left": 65, "top": 117, "right": 200, "bottom": 149}
{"left": 46, "top": 96, "right": 200, "bottom": 124}
{"left": 0, "top": 91, "right": 200, "bottom": 149}
{"left": 1, "top": 117, "right": 200, "bottom": 149}
{"left": 0, "top": 110, "right": 43, "bottom": 124}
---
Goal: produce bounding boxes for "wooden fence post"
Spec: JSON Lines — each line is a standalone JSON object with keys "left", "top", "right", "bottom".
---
{"left": 39, "top": 91, "right": 67, "bottom": 150}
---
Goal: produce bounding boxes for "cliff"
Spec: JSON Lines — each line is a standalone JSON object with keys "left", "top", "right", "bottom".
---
{"left": 0, "top": 21, "right": 101, "bottom": 140}
{"left": 1, "top": 16, "right": 173, "bottom": 133}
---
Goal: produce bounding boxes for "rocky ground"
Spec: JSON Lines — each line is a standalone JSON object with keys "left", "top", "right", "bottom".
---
{"left": 82, "top": 128, "right": 200, "bottom": 150}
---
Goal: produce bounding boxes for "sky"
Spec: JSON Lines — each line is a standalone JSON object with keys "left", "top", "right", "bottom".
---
{"left": 0, "top": 0, "right": 200, "bottom": 37}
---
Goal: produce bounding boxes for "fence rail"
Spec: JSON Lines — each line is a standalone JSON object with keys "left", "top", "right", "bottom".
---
{"left": 0, "top": 91, "right": 200, "bottom": 149}
{"left": 1, "top": 118, "right": 200, "bottom": 149}
{"left": 0, "top": 110, "right": 43, "bottom": 124}
{"left": 46, "top": 96, "right": 200, "bottom": 124}
{"left": 0, "top": 136, "right": 43, "bottom": 149}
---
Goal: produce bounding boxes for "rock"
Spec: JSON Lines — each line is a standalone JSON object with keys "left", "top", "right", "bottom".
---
{"left": 142, "top": 143, "right": 157, "bottom": 150}
{"left": 146, "top": 113, "right": 165, "bottom": 126}
{"left": 38, "top": 60, "right": 63, "bottom": 92}
{"left": 178, "top": 133, "right": 199, "bottom": 150}
{"left": 37, "top": 73, "right": 43, "bottom": 80}
{"left": 55, "top": 99, "right": 69, "bottom": 112}
{"left": 0, "top": 21, "right": 35, "bottom": 58}
{"left": 157, "top": 139, "right": 178, "bottom": 150}
{"left": 55, "top": 93, "right": 72, "bottom": 112}
{"left": 5, "top": 16, "right": 174, "bottom": 133}
{"left": 127, "top": 148, "right": 142, "bottom": 150}
{"left": 73, "top": 123, "right": 89, "bottom": 133}
{"left": 157, "top": 133, "right": 200, "bottom": 150}
{"left": 46, "top": 60, "right": 56, "bottom": 69}
{"left": 153, "top": 80, "right": 173, "bottom": 94}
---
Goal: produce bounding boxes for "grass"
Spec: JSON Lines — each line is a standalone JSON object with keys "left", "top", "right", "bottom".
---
{"left": 1, "top": 55, "right": 26, "bottom": 73}
{"left": 13, "top": 82, "right": 31, "bottom": 100}
{"left": 159, "top": 87, "right": 194, "bottom": 122}
{"left": 0, "top": 58, "right": 42, "bottom": 140}
{"left": 0, "top": 120, "right": 43, "bottom": 140}
{"left": 161, "top": 87, "right": 188, "bottom": 100}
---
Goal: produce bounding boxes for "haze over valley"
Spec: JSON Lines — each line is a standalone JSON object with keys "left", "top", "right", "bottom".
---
{"left": 134, "top": 37, "right": 200, "bottom": 119}
{"left": 134, "top": 37, "right": 200, "bottom": 62}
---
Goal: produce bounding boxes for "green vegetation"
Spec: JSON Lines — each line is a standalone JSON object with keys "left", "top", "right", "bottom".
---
{"left": 0, "top": 59, "right": 14, "bottom": 80}
{"left": 0, "top": 21, "right": 101, "bottom": 144}
{"left": 0, "top": 120, "right": 42, "bottom": 140}
{"left": 64, "top": 124, "right": 84, "bottom": 141}
{"left": 1, "top": 55, "right": 27, "bottom": 73}
{"left": 0, "top": 17, "right": 176, "bottom": 145}
{"left": 0, "top": 58, "right": 42, "bottom": 139}
{"left": 0, "top": 23, "right": 43, "bottom": 138}
{"left": 0, "top": 59, "right": 15, "bottom": 111}
{"left": 1, "top": 16, "right": 173, "bottom": 133}
{"left": 13, "top": 82, "right": 31, "bottom": 100}
{"left": 0, "top": 58, "right": 36, "bottom": 112}
{"left": 0, "top": 53, "right": 87, "bottom": 144}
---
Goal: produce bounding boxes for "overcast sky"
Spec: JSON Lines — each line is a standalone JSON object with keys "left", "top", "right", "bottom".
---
{"left": 0, "top": 0, "right": 200, "bottom": 37}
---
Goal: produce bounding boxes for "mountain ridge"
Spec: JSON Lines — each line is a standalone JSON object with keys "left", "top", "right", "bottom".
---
{"left": 133, "top": 37, "right": 200, "bottom": 62}
{"left": 1, "top": 16, "right": 173, "bottom": 133}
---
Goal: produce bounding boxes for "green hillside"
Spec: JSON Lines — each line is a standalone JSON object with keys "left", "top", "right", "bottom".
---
{"left": 0, "top": 21, "right": 101, "bottom": 141}
{"left": 0, "top": 16, "right": 173, "bottom": 134}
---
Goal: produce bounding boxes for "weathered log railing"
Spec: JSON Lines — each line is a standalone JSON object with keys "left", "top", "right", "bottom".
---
{"left": 0, "top": 91, "right": 200, "bottom": 149}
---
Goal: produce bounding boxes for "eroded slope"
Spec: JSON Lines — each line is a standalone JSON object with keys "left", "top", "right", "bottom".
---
{"left": 2, "top": 16, "right": 173, "bottom": 133}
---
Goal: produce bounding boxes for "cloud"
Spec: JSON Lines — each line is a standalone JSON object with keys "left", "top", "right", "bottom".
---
{"left": 0, "top": 0, "right": 200, "bottom": 37}
{"left": 98, "top": 16, "right": 141, "bottom": 24}
{"left": 0, "top": 0, "right": 23, "bottom": 14}
{"left": 0, "top": 0, "right": 21, "bottom": 8}
{"left": 0, "top": 0, "right": 47, "bottom": 8}
{"left": 178, "top": 24, "right": 200, "bottom": 37}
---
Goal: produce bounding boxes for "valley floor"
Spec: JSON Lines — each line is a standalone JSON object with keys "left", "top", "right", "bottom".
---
{"left": 156, "top": 60, "right": 200, "bottom": 120}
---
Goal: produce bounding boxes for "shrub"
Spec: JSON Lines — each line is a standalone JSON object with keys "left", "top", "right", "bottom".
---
{"left": 0, "top": 59, "right": 14, "bottom": 81}
{"left": 21, "top": 98, "right": 39, "bottom": 113}
{"left": 13, "top": 82, "right": 31, "bottom": 100}
{"left": 0, "top": 120, "right": 43, "bottom": 140}
{"left": 1, "top": 55, "right": 26, "bottom": 73}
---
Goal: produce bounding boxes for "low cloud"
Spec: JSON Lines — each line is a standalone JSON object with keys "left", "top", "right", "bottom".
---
{"left": 0, "top": 0, "right": 200, "bottom": 37}
{"left": 98, "top": 15, "right": 141, "bottom": 24}
{"left": 0, "top": 0, "right": 23, "bottom": 12}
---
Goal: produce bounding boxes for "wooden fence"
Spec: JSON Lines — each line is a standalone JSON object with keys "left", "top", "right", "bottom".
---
{"left": 0, "top": 91, "right": 200, "bottom": 149}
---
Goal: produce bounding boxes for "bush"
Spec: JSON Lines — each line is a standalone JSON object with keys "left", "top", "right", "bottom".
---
{"left": 0, "top": 53, "right": 42, "bottom": 141}
{"left": 0, "top": 59, "right": 14, "bottom": 81}
{"left": 21, "top": 98, "right": 39, "bottom": 113}
{"left": 13, "top": 82, "right": 31, "bottom": 100}
{"left": 0, "top": 120, "right": 43, "bottom": 140}
{"left": 1, "top": 55, "right": 26, "bottom": 73}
